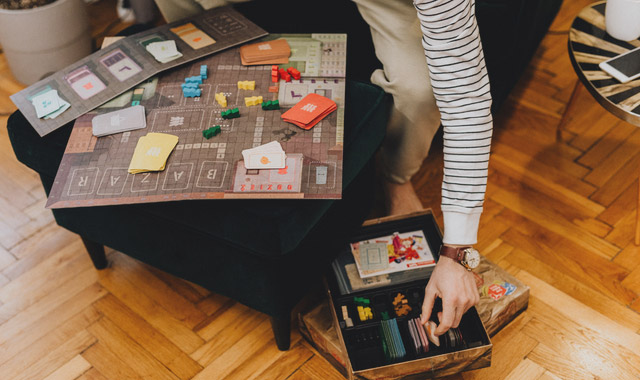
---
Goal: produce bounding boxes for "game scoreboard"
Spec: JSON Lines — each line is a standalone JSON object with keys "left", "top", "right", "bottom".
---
{"left": 45, "top": 34, "right": 347, "bottom": 208}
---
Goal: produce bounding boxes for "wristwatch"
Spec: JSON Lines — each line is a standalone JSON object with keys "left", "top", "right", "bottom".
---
{"left": 439, "top": 245, "right": 480, "bottom": 270}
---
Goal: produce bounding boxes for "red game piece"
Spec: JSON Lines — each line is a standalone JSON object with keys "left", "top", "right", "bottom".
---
{"left": 287, "top": 67, "right": 301, "bottom": 80}
{"left": 278, "top": 68, "right": 291, "bottom": 82}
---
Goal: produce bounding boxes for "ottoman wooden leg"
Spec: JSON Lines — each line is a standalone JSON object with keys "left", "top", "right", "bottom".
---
{"left": 270, "top": 313, "right": 292, "bottom": 351}
{"left": 80, "top": 236, "right": 109, "bottom": 269}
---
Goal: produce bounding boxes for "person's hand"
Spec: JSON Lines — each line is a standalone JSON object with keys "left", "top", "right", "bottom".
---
{"left": 420, "top": 254, "right": 479, "bottom": 336}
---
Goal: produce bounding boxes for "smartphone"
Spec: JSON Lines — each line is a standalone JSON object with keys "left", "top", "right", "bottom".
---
{"left": 599, "top": 46, "right": 640, "bottom": 83}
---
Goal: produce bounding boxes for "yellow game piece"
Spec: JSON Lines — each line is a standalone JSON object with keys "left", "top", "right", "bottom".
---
{"left": 364, "top": 307, "right": 373, "bottom": 319}
{"left": 215, "top": 92, "right": 227, "bottom": 107}
{"left": 237, "top": 80, "right": 255, "bottom": 90}
{"left": 244, "top": 96, "right": 263, "bottom": 106}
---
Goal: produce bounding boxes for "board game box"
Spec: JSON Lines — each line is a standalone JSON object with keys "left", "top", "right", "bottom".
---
{"left": 324, "top": 211, "right": 492, "bottom": 379}
{"left": 305, "top": 210, "right": 529, "bottom": 379}
{"left": 45, "top": 33, "right": 347, "bottom": 208}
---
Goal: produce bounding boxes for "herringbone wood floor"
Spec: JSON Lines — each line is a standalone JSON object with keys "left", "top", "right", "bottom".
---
{"left": 1, "top": 0, "right": 640, "bottom": 379}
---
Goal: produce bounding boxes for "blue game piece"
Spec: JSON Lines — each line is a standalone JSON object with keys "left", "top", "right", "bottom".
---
{"left": 185, "top": 75, "right": 203, "bottom": 84}
{"left": 181, "top": 82, "right": 199, "bottom": 90}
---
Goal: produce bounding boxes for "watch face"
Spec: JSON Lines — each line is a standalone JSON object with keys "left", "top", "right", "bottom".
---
{"left": 463, "top": 248, "right": 481, "bottom": 269}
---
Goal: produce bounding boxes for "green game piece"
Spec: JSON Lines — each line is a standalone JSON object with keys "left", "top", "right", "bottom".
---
{"left": 221, "top": 107, "right": 240, "bottom": 120}
{"left": 261, "top": 100, "right": 280, "bottom": 110}
{"left": 202, "top": 125, "right": 221, "bottom": 139}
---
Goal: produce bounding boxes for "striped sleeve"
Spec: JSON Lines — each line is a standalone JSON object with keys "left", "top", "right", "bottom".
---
{"left": 414, "top": 0, "right": 493, "bottom": 245}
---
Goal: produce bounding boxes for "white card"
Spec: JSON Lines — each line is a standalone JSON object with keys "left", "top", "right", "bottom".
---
{"left": 44, "top": 98, "right": 70, "bottom": 119}
{"left": 31, "top": 90, "right": 61, "bottom": 118}
{"left": 244, "top": 151, "right": 286, "bottom": 169}
{"left": 92, "top": 105, "right": 147, "bottom": 137}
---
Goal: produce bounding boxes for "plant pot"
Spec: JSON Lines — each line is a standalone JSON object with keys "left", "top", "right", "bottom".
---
{"left": 0, "top": 0, "right": 91, "bottom": 85}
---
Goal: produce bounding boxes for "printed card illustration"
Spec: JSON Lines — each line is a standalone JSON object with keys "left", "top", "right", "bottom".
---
{"left": 65, "top": 66, "right": 107, "bottom": 100}
{"left": 171, "top": 23, "right": 216, "bottom": 50}
{"left": 350, "top": 230, "right": 435, "bottom": 278}
{"left": 28, "top": 87, "right": 71, "bottom": 120}
{"left": 92, "top": 105, "right": 147, "bottom": 137}
{"left": 99, "top": 49, "right": 143, "bottom": 82}
{"left": 281, "top": 93, "right": 337, "bottom": 130}
{"left": 241, "top": 141, "right": 286, "bottom": 169}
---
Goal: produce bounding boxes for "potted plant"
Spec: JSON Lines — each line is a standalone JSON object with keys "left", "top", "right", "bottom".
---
{"left": 0, "top": 0, "right": 91, "bottom": 85}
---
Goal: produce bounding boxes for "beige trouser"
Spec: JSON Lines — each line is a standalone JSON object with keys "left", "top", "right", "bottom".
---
{"left": 153, "top": 0, "right": 441, "bottom": 184}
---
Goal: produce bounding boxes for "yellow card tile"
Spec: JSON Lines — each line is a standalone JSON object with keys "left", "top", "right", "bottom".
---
{"left": 128, "top": 133, "right": 179, "bottom": 174}
{"left": 170, "top": 23, "right": 216, "bottom": 50}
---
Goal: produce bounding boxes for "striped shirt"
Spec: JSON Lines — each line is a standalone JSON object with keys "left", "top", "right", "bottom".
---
{"left": 414, "top": 0, "right": 493, "bottom": 244}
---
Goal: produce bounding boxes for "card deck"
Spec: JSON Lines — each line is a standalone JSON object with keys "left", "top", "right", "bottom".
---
{"left": 241, "top": 141, "right": 287, "bottom": 169}
{"left": 128, "top": 133, "right": 179, "bottom": 174}
{"left": 146, "top": 40, "right": 183, "bottom": 63}
{"left": 30, "top": 88, "right": 70, "bottom": 119}
{"left": 240, "top": 39, "right": 290, "bottom": 65}
{"left": 281, "top": 93, "right": 337, "bottom": 130}
{"left": 92, "top": 105, "right": 147, "bottom": 137}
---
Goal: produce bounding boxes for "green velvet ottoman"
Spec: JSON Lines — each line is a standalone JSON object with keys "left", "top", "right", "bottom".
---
{"left": 7, "top": 80, "right": 391, "bottom": 351}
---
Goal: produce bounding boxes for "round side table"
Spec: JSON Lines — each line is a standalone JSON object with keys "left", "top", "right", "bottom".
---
{"left": 564, "top": 1, "right": 640, "bottom": 243}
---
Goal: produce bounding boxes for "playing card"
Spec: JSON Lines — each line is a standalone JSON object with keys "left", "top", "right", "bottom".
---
{"left": 241, "top": 141, "right": 287, "bottom": 169}
{"left": 44, "top": 98, "right": 70, "bottom": 120}
{"left": 240, "top": 39, "right": 290, "bottom": 64}
{"left": 146, "top": 40, "right": 183, "bottom": 63}
{"left": 31, "top": 89, "right": 61, "bottom": 118}
{"left": 171, "top": 23, "right": 216, "bottom": 50}
{"left": 128, "top": 133, "right": 179, "bottom": 174}
{"left": 245, "top": 151, "right": 286, "bottom": 169}
{"left": 92, "top": 105, "right": 147, "bottom": 137}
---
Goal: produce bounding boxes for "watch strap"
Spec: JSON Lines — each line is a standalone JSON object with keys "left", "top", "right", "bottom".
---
{"left": 439, "top": 245, "right": 471, "bottom": 263}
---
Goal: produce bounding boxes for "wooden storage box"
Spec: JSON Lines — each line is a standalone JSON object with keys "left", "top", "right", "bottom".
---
{"left": 302, "top": 210, "right": 529, "bottom": 379}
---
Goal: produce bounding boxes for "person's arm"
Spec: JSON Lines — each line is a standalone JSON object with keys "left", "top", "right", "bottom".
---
{"left": 414, "top": 0, "right": 493, "bottom": 334}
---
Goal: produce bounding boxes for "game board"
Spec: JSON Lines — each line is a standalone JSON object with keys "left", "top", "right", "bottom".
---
{"left": 45, "top": 34, "right": 347, "bottom": 208}
{"left": 10, "top": 6, "right": 267, "bottom": 137}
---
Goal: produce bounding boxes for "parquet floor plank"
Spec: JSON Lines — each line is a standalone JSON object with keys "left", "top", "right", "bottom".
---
{"left": 251, "top": 342, "right": 315, "bottom": 380}
{"left": 76, "top": 368, "right": 111, "bottom": 380}
{"left": 97, "top": 264, "right": 205, "bottom": 354}
{"left": 107, "top": 251, "right": 208, "bottom": 329}
{"left": 87, "top": 316, "right": 181, "bottom": 380}
{"left": 220, "top": 332, "right": 304, "bottom": 380}
{"left": 502, "top": 358, "right": 546, "bottom": 380}
{"left": 463, "top": 312, "right": 537, "bottom": 380}
{"left": 0, "top": 306, "right": 100, "bottom": 379}
{"left": 42, "top": 355, "right": 92, "bottom": 380}
{"left": 82, "top": 341, "right": 144, "bottom": 380}
{"left": 93, "top": 294, "right": 203, "bottom": 380}
{"left": 10, "top": 329, "right": 96, "bottom": 380}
